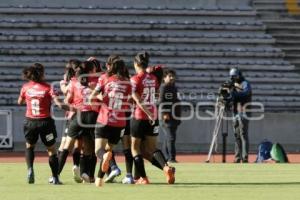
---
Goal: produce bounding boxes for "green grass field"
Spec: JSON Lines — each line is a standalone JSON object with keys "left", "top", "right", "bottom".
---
{"left": 1, "top": 163, "right": 300, "bottom": 200}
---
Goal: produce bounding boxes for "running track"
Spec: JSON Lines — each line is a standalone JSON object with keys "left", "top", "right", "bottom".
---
{"left": 1, "top": 152, "right": 300, "bottom": 163}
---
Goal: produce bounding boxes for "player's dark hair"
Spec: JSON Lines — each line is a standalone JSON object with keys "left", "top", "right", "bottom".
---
{"left": 65, "top": 67, "right": 75, "bottom": 82}
{"left": 81, "top": 61, "right": 95, "bottom": 73}
{"left": 107, "top": 55, "right": 120, "bottom": 66}
{"left": 163, "top": 69, "right": 176, "bottom": 77}
{"left": 76, "top": 61, "right": 94, "bottom": 87}
{"left": 90, "top": 58, "right": 102, "bottom": 73}
{"left": 66, "top": 59, "right": 81, "bottom": 70}
{"left": 134, "top": 52, "right": 149, "bottom": 69}
{"left": 150, "top": 66, "right": 164, "bottom": 86}
{"left": 23, "top": 63, "right": 44, "bottom": 83}
{"left": 107, "top": 59, "right": 128, "bottom": 79}
{"left": 123, "top": 66, "right": 130, "bottom": 79}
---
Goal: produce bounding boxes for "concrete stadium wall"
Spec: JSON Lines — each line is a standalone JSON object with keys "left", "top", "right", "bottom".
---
{"left": 3, "top": 108, "right": 300, "bottom": 153}
{"left": 0, "top": 0, "right": 251, "bottom": 7}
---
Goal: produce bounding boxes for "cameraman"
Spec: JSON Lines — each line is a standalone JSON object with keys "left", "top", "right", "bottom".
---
{"left": 228, "top": 68, "right": 252, "bottom": 163}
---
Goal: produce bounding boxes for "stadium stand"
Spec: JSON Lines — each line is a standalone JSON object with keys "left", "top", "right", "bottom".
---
{"left": 0, "top": 0, "right": 299, "bottom": 113}
{"left": 253, "top": 0, "right": 300, "bottom": 68}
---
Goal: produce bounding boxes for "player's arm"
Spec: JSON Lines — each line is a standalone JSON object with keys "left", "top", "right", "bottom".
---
{"left": 88, "top": 79, "right": 104, "bottom": 105}
{"left": 18, "top": 87, "right": 25, "bottom": 105}
{"left": 132, "top": 92, "right": 155, "bottom": 123}
{"left": 88, "top": 89, "right": 100, "bottom": 105}
{"left": 17, "top": 95, "right": 25, "bottom": 105}
{"left": 60, "top": 80, "right": 69, "bottom": 95}
{"left": 53, "top": 96, "right": 70, "bottom": 111}
{"left": 64, "top": 89, "right": 73, "bottom": 104}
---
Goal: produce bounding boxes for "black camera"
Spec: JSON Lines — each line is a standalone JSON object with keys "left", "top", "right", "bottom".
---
{"left": 218, "top": 81, "right": 234, "bottom": 102}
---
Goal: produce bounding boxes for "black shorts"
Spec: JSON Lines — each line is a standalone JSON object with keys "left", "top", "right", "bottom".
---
{"left": 67, "top": 111, "right": 98, "bottom": 139}
{"left": 63, "top": 120, "right": 70, "bottom": 137}
{"left": 23, "top": 117, "right": 57, "bottom": 147}
{"left": 63, "top": 120, "right": 83, "bottom": 139}
{"left": 130, "top": 118, "right": 158, "bottom": 139}
{"left": 94, "top": 123, "right": 123, "bottom": 145}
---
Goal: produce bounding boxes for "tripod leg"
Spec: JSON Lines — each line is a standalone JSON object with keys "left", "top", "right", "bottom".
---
{"left": 206, "top": 107, "right": 224, "bottom": 162}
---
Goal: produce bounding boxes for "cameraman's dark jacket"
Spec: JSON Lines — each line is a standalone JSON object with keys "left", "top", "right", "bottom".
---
{"left": 158, "top": 82, "right": 181, "bottom": 125}
{"left": 231, "top": 77, "right": 252, "bottom": 115}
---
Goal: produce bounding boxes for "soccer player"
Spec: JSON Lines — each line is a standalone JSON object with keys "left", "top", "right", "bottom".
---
{"left": 120, "top": 67, "right": 135, "bottom": 184}
{"left": 58, "top": 59, "right": 83, "bottom": 183}
{"left": 89, "top": 55, "right": 123, "bottom": 184}
{"left": 89, "top": 57, "right": 132, "bottom": 187}
{"left": 18, "top": 63, "right": 68, "bottom": 184}
{"left": 58, "top": 61, "right": 99, "bottom": 183}
{"left": 130, "top": 52, "right": 175, "bottom": 184}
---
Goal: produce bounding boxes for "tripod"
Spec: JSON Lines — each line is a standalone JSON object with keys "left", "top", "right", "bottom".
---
{"left": 205, "top": 98, "right": 230, "bottom": 163}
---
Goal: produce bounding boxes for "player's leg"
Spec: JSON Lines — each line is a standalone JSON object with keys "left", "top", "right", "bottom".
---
{"left": 84, "top": 111, "right": 98, "bottom": 182}
{"left": 121, "top": 134, "right": 134, "bottom": 184}
{"left": 80, "top": 134, "right": 94, "bottom": 183}
{"left": 40, "top": 118, "right": 61, "bottom": 185}
{"left": 105, "top": 150, "right": 121, "bottom": 183}
{"left": 144, "top": 135, "right": 175, "bottom": 184}
{"left": 25, "top": 142, "right": 36, "bottom": 184}
{"left": 131, "top": 119, "right": 149, "bottom": 184}
{"left": 58, "top": 136, "right": 66, "bottom": 158}
{"left": 58, "top": 120, "right": 69, "bottom": 158}
{"left": 72, "top": 138, "right": 82, "bottom": 171}
{"left": 94, "top": 125, "right": 112, "bottom": 187}
{"left": 24, "top": 119, "right": 38, "bottom": 184}
{"left": 46, "top": 144, "right": 61, "bottom": 185}
{"left": 58, "top": 115, "right": 81, "bottom": 175}
{"left": 94, "top": 137, "right": 109, "bottom": 187}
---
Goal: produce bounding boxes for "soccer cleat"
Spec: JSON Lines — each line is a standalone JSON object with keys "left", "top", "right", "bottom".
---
{"left": 89, "top": 177, "right": 95, "bottom": 183}
{"left": 95, "top": 178, "right": 104, "bottom": 187}
{"left": 101, "top": 151, "right": 112, "bottom": 173}
{"left": 72, "top": 165, "right": 82, "bottom": 183}
{"left": 49, "top": 176, "right": 62, "bottom": 185}
{"left": 104, "top": 167, "right": 121, "bottom": 183}
{"left": 122, "top": 175, "right": 134, "bottom": 184}
{"left": 81, "top": 173, "right": 90, "bottom": 183}
{"left": 135, "top": 177, "right": 150, "bottom": 185}
{"left": 27, "top": 168, "right": 34, "bottom": 184}
{"left": 163, "top": 166, "right": 175, "bottom": 184}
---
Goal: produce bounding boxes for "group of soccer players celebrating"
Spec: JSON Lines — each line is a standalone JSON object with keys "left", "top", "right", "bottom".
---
{"left": 18, "top": 52, "right": 176, "bottom": 187}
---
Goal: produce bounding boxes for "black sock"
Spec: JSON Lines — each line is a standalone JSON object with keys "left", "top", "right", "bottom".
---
{"left": 58, "top": 149, "right": 69, "bottom": 175}
{"left": 72, "top": 148, "right": 81, "bottom": 166}
{"left": 97, "top": 159, "right": 105, "bottom": 179}
{"left": 89, "top": 154, "right": 97, "bottom": 178}
{"left": 57, "top": 150, "right": 62, "bottom": 158}
{"left": 25, "top": 147, "right": 35, "bottom": 169}
{"left": 49, "top": 154, "right": 59, "bottom": 178}
{"left": 133, "top": 155, "right": 146, "bottom": 178}
{"left": 123, "top": 149, "right": 133, "bottom": 175}
{"left": 80, "top": 155, "right": 90, "bottom": 176}
{"left": 152, "top": 150, "right": 167, "bottom": 170}
{"left": 151, "top": 158, "right": 163, "bottom": 170}
{"left": 133, "top": 163, "right": 140, "bottom": 179}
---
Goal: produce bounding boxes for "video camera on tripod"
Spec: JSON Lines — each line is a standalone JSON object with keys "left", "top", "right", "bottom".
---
{"left": 218, "top": 80, "right": 234, "bottom": 105}
{"left": 205, "top": 80, "right": 235, "bottom": 163}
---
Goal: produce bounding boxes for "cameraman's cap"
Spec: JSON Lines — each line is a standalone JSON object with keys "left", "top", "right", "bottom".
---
{"left": 229, "top": 68, "right": 241, "bottom": 77}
